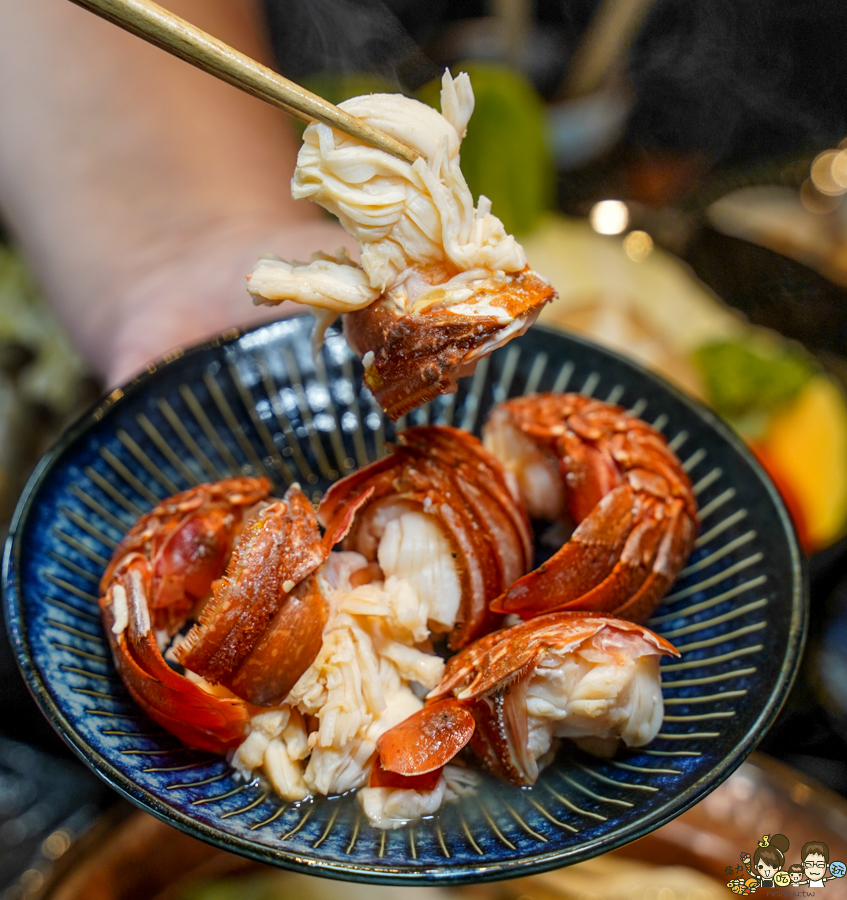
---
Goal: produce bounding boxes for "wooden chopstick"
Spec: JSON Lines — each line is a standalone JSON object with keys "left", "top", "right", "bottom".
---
{"left": 67, "top": 0, "right": 420, "bottom": 164}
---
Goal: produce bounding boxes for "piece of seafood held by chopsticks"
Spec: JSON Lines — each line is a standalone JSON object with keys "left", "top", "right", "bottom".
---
{"left": 362, "top": 612, "right": 678, "bottom": 829}
{"left": 482, "top": 393, "right": 699, "bottom": 623}
{"left": 247, "top": 71, "right": 556, "bottom": 419}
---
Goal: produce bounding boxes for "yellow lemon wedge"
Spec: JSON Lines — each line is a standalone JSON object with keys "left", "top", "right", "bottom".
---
{"left": 763, "top": 375, "right": 847, "bottom": 549}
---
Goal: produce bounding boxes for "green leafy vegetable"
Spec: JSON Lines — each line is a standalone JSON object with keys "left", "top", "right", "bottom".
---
{"left": 0, "top": 244, "right": 89, "bottom": 412}
{"left": 694, "top": 338, "right": 816, "bottom": 420}
{"left": 417, "top": 63, "right": 553, "bottom": 236}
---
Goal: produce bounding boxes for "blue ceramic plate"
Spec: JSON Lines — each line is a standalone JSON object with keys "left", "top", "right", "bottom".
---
{"left": 3, "top": 317, "right": 806, "bottom": 884}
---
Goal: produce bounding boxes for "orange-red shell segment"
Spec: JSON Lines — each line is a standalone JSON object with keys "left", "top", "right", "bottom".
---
{"left": 175, "top": 487, "right": 328, "bottom": 704}
{"left": 373, "top": 612, "right": 679, "bottom": 785}
{"left": 99, "top": 479, "right": 329, "bottom": 753}
{"left": 100, "top": 476, "right": 271, "bottom": 634}
{"left": 344, "top": 267, "right": 555, "bottom": 420}
{"left": 486, "top": 394, "right": 698, "bottom": 623}
{"left": 318, "top": 425, "right": 533, "bottom": 648}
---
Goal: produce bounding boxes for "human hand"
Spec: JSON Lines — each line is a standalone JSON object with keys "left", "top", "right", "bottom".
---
{"left": 0, "top": 0, "right": 356, "bottom": 388}
{"left": 102, "top": 218, "right": 354, "bottom": 387}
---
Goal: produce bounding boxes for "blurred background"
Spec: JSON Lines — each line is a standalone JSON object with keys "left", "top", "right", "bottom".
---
{"left": 3, "top": 0, "right": 847, "bottom": 896}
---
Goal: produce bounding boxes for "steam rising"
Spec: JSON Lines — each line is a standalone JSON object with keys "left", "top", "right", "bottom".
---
{"left": 263, "top": 0, "right": 438, "bottom": 90}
